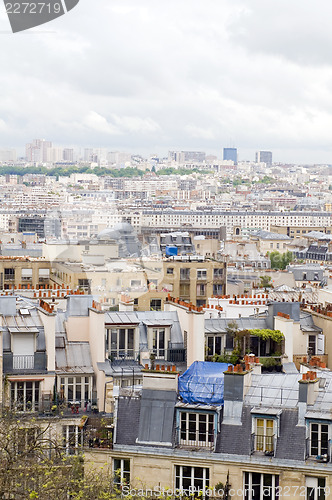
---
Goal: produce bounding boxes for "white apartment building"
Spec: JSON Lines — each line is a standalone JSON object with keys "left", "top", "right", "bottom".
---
{"left": 139, "top": 210, "right": 332, "bottom": 237}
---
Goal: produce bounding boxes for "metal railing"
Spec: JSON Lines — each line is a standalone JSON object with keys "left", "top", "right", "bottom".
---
{"left": 13, "top": 355, "right": 34, "bottom": 370}
{"left": 40, "top": 399, "right": 100, "bottom": 416}
{"left": 251, "top": 432, "right": 276, "bottom": 456}
{"left": 108, "top": 347, "right": 186, "bottom": 364}
{"left": 306, "top": 437, "right": 331, "bottom": 462}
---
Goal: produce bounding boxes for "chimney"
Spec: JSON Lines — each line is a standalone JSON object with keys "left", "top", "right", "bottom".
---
{"left": 142, "top": 366, "right": 178, "bottom": 392}
{"left": 298, "top": 371, "right": 320, "bottom": 426}
{"left": 119, "top": 293, "right": 134, "bottom": 312}
{"left": 223, "top": 366, "right": 252, "bottom": 425}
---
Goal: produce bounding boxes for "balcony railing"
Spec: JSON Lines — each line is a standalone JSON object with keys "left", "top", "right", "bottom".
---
{"left": 306, "top": 437, "right": 331, "bottom": 462}
{"left": 13, "top": 355, "right": 34, "bottom": 370}
{"left": 251, "top": 432, "right": 276, "bottom": 456}
{"left": 108, "top": 347, "right": 186, "bottom": 364}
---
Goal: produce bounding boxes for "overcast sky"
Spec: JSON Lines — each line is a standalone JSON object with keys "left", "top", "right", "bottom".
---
{"left": 1, "top": 0, "right": 332, "bottom": 163}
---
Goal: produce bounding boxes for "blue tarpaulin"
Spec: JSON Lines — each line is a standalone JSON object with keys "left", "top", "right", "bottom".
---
{"left": 165, "top": 246, "right": 178, "bottom": 257}
{"left": 178, "top": 361, "right": 232, "bottom": 405}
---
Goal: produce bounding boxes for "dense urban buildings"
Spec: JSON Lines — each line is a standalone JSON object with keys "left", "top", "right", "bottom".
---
{"left": 1, "top": 142, "right": 332, "bottom": 498}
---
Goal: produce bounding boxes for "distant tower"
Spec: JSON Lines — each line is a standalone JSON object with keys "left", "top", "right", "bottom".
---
{"left": 256, "top": 151, "right": 272, "bottom": 165}
{"left": 223, "top": 148, "right": 237, "bottom": 163}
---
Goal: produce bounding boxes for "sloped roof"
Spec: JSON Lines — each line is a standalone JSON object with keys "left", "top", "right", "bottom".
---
{"left": 56, "top": 342, "right": 94, "bottom": 374}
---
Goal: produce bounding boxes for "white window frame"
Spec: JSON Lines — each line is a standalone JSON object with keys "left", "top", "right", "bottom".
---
{"left": 113, "top": 458, "right": 130, "bottom": 486}
{"left": 175, "top": 465, "right": 209, "bottom": 493}
{"left": 254, "top": 417, "right": 276, "bottom": 453}
{"left": 306, "top": 477, "right": 326, "bottom": 500}
{"left": 62, "top": 424, "right": 83, "bottom": 455}
{"left": 106, "top": 326, "right": 135, "bottom": 359}
{"left": 206, "top": 335, "right": 223, "bottom": 356}
{"left": 58, "top": 376, "right": 93, "bottom": 404}
{"left": 151, "top": 327, "right": 166, "bottom": 358}
{"left": 179, "top": 412, "right": 215, "bottom": 448}
{"left": 10, "top": 380, "right": 40, "bottom": 412}
{"left": 310, "top": 422, "right": 329, "bottom": 458}
{"left": 197, "top": 269, "right": 207, "bottom": 280}
{"left": 244, "top": 472, "right": 279, "bottom": 500}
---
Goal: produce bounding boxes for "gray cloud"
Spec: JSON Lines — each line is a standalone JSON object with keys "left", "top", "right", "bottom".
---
{"left": 0, "top": 0, "right": 332, "bottom": 162}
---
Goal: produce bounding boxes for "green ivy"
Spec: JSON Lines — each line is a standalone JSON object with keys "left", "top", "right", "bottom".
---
{"left": 248, "top": 329, "right": 284, "bottom": 343}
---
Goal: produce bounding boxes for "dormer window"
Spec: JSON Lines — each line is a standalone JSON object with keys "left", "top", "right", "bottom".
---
{"left": 11, "top": 331, "right": 35, "bottom": 370}
{"left": 309, "top": 422, "right": 329, "bottom": 460}
{"left": 105, "top": 326, "right": 135, "bottom": 360}
{"left": 179, "top": 411, "right": 215, "bottom": 449}
{"left": 255, "top": 418, "right": 274, "bottom": 454}
{"left": 251, "top": 408, "right": 281, "bottom": 457}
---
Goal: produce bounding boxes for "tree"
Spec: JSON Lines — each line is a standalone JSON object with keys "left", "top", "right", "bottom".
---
{"left": 0, "top": 411, "right": 115, "bottom": 500}
{"left": 268, "top": 250, "right": 293, "bottom": 270}
{"left": 259, "top": 275, "right": 272, "bottom": 290}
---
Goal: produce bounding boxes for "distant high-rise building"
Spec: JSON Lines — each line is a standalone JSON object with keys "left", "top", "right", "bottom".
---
{"left": 46, "top": 147, "right": 63, "bottom": 163}
{"left": 168, "top": 151, "right": 206, "bottom": 163}
{"left": 0, "top": 149, "right": 16, "bottom": 162}
{"left": 223, "top": 148, "right": 237, "bottom": 163}
{"left": 256, "top": 151, "right": 272, "bottom": 165}
{"left": 84, "top": 148, "right": 93, "bottom": 162}
{"left": 63, "top": 148, "right": 74, "bottom": 162}
{"left": 26, "top": 139, "right": 52, "bottom": 163}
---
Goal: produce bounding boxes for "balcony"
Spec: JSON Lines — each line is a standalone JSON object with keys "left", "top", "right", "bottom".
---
{"left": 306, "top": 437, "right": 331, "bottom": 462}
{"left": 13, "top": 355, "right": 34, "bottom": 370}
{"left": 108, "top": 347, "right": 186, "bottom": 364}
{"left": 251, "top": 432, "right": 276, "bottom": 457}
{"left": 3, "top": 352, "right": 47, "bottom": 373}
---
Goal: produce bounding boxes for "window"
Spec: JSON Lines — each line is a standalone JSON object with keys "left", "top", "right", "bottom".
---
{"left": 206, "top": 335, "right": 222, "bottom": 356}
{"left": 244, "top": 472, "right": 279, "bottom": 500}
{"left": 180, "top": 284, "right": 190, "bottom": 297}
{"left": 113, "top": 458, "right": 130, "bottom": 487}
{"left": 197, "top": 269, "right": 207, "bottom": 280}
{"left": 4, "top": 268, "right": 15, "bottom": 280}
{"left": 213, "top": 268, "right": 224, "bottom": 279}
{"left": 152, "top": 328, "right": 165, "bottom": 358}
{"left": 175, "top": 466, "right": 209, "bottom": 493}
{"left": 180, "top": 268, "right": 190, "bottom": 280}
{"left": 310, "top": 423, "right": 329, "bottom": 458}
{"left": 306, "top": 477, "right": 326, "bottom": 500}
{"left": 255, "top": 418, "right": 275, "bottom": 454}
{"left": 150, "top": 298, "right": 162, "bottom": 311}
{"left": 21, "top": 269, "right": 33, "bottom": 281}
{"left": 130, "top": 280, "right": 141, "bottom": 288}
{"left": 62, "top": 425, "right": 83, "bottom": 455}
{"left": 166, "top": 267, "right": 174, "bottom": 275}
{"left": 106, "top": 327, "right": 135, "bottom": 359}
{"left": 180, "top": 412, "right": 214, "bottom": 448}
{"left": 78, "top": 279, "right": 90, "bottom": 290}
{"left": 12, "top": 332, "right": 35, "bottom": 369}
{"left": 308, "top": 335, "right": 317, "bottom": 356}
{"left": 11, "top": 381, "right": 40, "bottom": 411}
{"left": 213, "top": 284, "right": 223, "bottom": 295}
{"left": 59, "top": 376, "right": 92, "bottom": 404}
{"left": 197, "top": 284, "right": 206, "bottom": 296}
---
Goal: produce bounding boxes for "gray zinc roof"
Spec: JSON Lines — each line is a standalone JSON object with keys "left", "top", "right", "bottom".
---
{"left": 244, "top": 373, "right": 301, "bottom": 408}
{"left": 56, "top": 342, "right": 94, "bottom": 373}
{"left": 205, "top": 317, "right": 268, "bottom": 334}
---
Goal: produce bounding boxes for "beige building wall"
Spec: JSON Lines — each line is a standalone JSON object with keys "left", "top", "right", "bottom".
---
{"left": 308, "top": 311, "right": 332, "bottom": 369}
{"left": 254, "top": 238, "right": 290, "bottom": 255}
{"left": 165, "top": 301, "right": 205, "bottom": 367}
{"left": 86, "top": 448, "right": 332, "bottom": 497}
{"left": 38, "top": 308, "right": 56, "bottom": 372}
{"left": 89, "top": 309, "right": 108, "bottom": 412}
